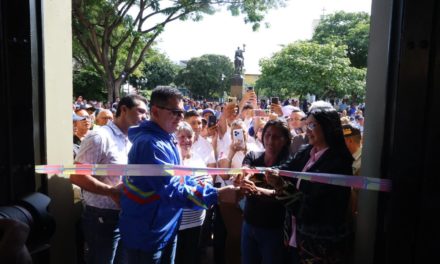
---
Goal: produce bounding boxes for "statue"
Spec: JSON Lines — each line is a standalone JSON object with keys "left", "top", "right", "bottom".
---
{"left": 234, "top": 45, "right": 245, "bottom": 75}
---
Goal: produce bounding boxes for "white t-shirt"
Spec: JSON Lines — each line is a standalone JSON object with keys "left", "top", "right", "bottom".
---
{"left": 179, "top": 153, "right": 212, "bottom": 230}
{"left": 192, "top": 136, "right": 216, "bottom": 166}
{"left": 216, "top": 127, "right": 232, "bottom": 162}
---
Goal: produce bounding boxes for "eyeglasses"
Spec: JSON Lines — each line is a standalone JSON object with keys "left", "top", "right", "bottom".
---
{"left": 306, "top": 122, "right": 318, "bottom": 131}
{"left": 155, "top": 105, "right": 184, "bottom": 117}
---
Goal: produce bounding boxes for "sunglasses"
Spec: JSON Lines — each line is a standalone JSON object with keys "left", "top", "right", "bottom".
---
{"left": 155, "top": 105, "right": 184, "bottom": 117}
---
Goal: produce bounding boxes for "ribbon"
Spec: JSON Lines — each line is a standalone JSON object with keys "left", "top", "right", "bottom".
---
{"left": 35, "top": 164, "right": 391, "bottom": 192}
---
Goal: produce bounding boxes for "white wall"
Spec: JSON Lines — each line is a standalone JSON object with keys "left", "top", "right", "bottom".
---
{"left": 42, "top": 0, "right": 78, "bottom": 263}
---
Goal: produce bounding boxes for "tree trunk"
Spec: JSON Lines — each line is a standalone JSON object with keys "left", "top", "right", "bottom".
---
{"left": 104, "top": 77, "right": 123, "bottom": 103}
{"left": 105, "top": 79, "right": 114, "bottom": 103}
{"left": 114, "top": 79, "right": 123, "bottom": 100}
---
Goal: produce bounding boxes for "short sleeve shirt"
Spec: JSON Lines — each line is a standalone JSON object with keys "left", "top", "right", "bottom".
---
{"left": 192, "top": 136, "right": 216, "bottom": 166}
{"left": 75, "top": 121, "right": 131, "bottom": 209}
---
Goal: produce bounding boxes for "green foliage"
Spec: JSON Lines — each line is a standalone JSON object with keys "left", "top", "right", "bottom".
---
{"left": 140, "top": 53, "right": 180, "bottom": 90}
{"left": 175, "top": 54, "right": 234, "bottom": 99}
{"left": 73, "top": 68, "right": 107, "bottom": 101}
{"left": 312, "top": 11, "right": 370, "bottom": 68}
{"left": 256, "top": 41, "right": 366, "bottom": 100}
{"left": 228, "top": 0, "right": 285, "bottom": 30}
{"left": 72, "top": 0, "right": 286, "bottom": 102}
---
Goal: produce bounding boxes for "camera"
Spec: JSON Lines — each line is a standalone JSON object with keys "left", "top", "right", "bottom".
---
{"left": 0, "top": 192, "right": 55, "bottom": 256}
{"left": 208, "top": 115, "right": 217, "bottom": 128}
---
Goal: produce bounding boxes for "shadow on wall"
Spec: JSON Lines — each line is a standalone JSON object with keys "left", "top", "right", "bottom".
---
{"left": 48, "top": 175, "right": 83, "bottom": 264}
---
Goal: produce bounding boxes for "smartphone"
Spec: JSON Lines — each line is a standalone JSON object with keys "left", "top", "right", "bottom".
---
{"left": 247, "top": 86, "right": 254, "bottom": 91}
{"left": 228, "top": 96, "right": 237, "bottom": 104}
{"left": 271, "top": 97, "right": 279, "bottom": 105}
{"left": 208, "top": 115, "right": 217, "bottom": 128}
{"left": 233, "top": 129, "right": 245, "bottom": 147}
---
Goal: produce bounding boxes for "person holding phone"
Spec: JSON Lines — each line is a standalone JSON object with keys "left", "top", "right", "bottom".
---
{"left": 239, "top": 90, "right": 258, "bottom": 113}
{"left": 218, "top": 120, "right": 259, "bottom": 264}
{"left": 238, "top": 119, "right": 293, "bottom": 264}
{"left": 270, "top": 97, "right": 283, "bottom": 117}
{"left": 184, "top": 110, "right": 216, "bottom": 168}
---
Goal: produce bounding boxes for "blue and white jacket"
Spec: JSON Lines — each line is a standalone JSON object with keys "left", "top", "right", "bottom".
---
{"left": 119, "top": 120, "right": 218, "bottom": 252}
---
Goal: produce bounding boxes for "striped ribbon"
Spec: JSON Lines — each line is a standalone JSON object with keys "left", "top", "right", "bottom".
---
{"left": 35, "top": 164, "right": 391, "bottom": 192}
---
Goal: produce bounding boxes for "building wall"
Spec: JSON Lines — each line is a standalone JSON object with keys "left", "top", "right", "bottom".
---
{"left": 42, "top": 0, "right": 77, "bottom": 262}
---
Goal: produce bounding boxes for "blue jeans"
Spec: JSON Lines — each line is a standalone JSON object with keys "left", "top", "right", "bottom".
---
{"left": 241, "top": 221, "right": 286, "bottom": 264}
{"left": 82, "top": 205, "right": 126, "bottom": 264}
{"left": 126, "top": 236, "right": 177, "bottom": 264}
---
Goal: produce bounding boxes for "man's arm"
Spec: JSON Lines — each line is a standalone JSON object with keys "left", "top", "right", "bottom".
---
{"left": 70, "top": 173, "right": 121, "bottom": 202}
{"left": 239, "top": 90, "right": 257, "bottom": 112}
{"left": 70, "top": 132, "right": 121, "bottom": 204}
{"left": 126, "top": 139, "right": 228, "bottom": 209}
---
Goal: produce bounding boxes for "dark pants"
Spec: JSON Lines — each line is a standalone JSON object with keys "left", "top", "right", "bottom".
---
{"left": 213, "top": 204, "right": 226, "bottom": 264}
{"left": 126, "top": 236, "right": 177, "bottom": 264}
{"left": 241, "top": 221, "right": 286, "bottom": 264}
{"left": 176, "top": 226, "right": 202, "bottom": 264}
{"left": 82, "top": 205, "right": 126, "bottom": 264}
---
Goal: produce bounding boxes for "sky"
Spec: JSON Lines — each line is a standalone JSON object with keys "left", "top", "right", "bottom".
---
{"left": 155, "top": 0, "right": 372, "bottom": 74}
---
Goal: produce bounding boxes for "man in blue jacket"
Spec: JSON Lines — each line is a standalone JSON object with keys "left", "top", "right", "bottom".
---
{"left": 120, "top": 86, "right": 237, "bottom": 263}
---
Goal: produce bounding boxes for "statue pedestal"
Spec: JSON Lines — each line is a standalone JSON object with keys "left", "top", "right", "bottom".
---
{"left": 230, "top": 74, "right": 244, "bottom": 100}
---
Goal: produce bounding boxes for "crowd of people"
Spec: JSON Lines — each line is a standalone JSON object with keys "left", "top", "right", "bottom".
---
{"left": 70, "top": 87, "right": 365, "bottom": 264}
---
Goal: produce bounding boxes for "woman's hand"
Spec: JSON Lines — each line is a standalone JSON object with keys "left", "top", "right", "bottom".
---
{"left": 232, "top": 171, "right": 252, "bottom": 187}
{"left": 265, "top": 168, "right": 284, "bottom": 190}
{"left": 229, "top": 141, "right": 245, "bottom": 157}
{"left": 224, "top": 102, "right": 239, "bottom": 120}
{"left": 240, "top": 178, "right": 258, "bottom": 195}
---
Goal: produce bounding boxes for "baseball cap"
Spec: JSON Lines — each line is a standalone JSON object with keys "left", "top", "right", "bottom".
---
{"left": 342, "top": 124, "right": 361, "bottom": 137}
{"left": 72, "top": 113, "right": 86, "bottom": 121}
{"left": 282, "top": 105, "right": 301, "bottom": 119}
{"left": 80, "top": 104, "right": 96, "bottom": 111}
{"left": 202, "top": 108, "right": 215, "bottom": 117}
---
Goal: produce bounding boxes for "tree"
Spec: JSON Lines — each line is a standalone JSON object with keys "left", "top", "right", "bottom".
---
{"left": 140, "top": 53, "right": 180, "bottom": 90}
{"left": 175, "top": 54, "right": 234, "bottom": 99}
{"left": 256, "top": 41, "right": 366, "bottom": 100}
{"left": 72, "top": 0, "right": 286, "bottom": 102}
{"left": 312, "top": 11, "right": 370, "bottom": 68}
{"left": 73, "top": 68, "right": 107, "bottom": 101}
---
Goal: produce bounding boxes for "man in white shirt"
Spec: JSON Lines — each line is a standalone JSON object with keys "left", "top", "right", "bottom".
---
{"left": 184, "top": 110, "right": 216, "bottom": 168}
{"left": 70, "top": 94, "right": 148, "bottom": 264}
